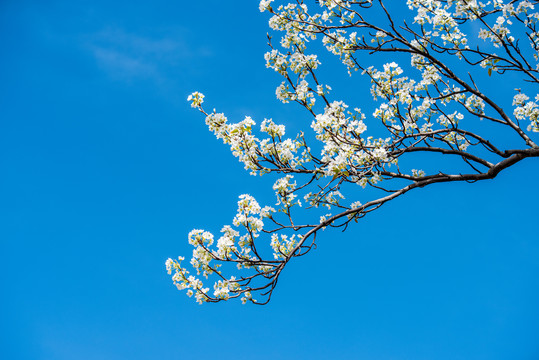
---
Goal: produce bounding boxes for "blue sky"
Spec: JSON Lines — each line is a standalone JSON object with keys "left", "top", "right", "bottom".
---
{"left": 1, "top": 1, "right": 539, "bottom": 359}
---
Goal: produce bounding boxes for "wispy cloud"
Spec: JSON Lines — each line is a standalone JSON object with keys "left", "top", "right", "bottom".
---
{"left": 91, "top": 46, "right": 159, "bottom": 79}
{"left": 86, "top": 28, "right": 211, "bottom": 82}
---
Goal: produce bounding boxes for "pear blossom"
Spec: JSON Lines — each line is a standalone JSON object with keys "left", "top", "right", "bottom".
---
{"left": 167, "top": 0, "right": 539, "bottom": 305}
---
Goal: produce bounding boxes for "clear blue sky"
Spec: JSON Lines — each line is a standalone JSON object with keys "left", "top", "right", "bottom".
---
{"left": 1, "top": 1, "right": 538, "bottom": 359}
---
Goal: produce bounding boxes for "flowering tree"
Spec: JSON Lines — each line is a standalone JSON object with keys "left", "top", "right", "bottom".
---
{"left": 167, "top": 0, "right": 539, "bottom": 304}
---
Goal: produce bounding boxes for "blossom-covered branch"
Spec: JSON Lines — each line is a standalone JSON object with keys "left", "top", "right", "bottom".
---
{"left": 168, "top": 0, "right": 539, "bottom": 304}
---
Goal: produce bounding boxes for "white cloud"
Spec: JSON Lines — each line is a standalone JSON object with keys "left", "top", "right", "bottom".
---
{"left": 86, "top": 28, "right": 211, "bottom": 82}
{"left": 91, "top": 46, "right": 158, "bottom": 79}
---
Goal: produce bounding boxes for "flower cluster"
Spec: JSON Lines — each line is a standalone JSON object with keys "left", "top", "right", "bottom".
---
{"left": 270, "top": 233, "right": 299, "bottom": 259}
{"left": 513, "top": 92, "right": 539, "bottom": 132}
{"left": 165, "top": 256, "right": 209, "bottom": 304}
{"left": 408, "top": 0, "right": 469, "bottom": 48}
{"left": 166, "top": 194, "right": 279, "bottom": 304}
{"left": 187, "top": 91, "right": 204, "bottom": 108}
{"left": 273, "top": 175, "right": 300, "bottom": 208}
